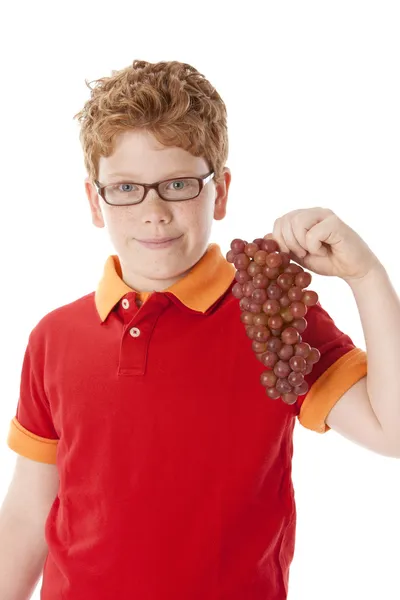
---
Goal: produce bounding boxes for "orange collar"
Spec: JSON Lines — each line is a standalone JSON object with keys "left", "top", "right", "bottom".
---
{"left": 95, "top": 243, "right": 235, "bottom": 322}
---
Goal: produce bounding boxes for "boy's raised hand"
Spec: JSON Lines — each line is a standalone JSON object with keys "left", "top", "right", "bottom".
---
{"left": 269, "top": 207, "right": 382, "bottom": 283}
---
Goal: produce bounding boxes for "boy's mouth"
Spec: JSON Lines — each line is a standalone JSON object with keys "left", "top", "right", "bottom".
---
{"left": 136, "top": 236, "right": 181, "bottom": 249}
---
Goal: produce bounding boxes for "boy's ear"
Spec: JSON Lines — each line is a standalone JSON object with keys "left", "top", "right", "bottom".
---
{"left": 85, "top": 177, "right": 105, "bottom": 228}
{"left": 214, "top": 167, "right": 231, "bottom": 221}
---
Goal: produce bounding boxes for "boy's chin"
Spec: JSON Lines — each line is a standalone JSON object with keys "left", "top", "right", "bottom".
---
{"left": 142, "top": 264, "right": 193, "bottom": 286}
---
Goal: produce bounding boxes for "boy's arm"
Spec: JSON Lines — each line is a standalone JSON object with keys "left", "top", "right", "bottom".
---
{"left": 0, "top": 455, "right": 59, "bottom": 600}
{"left": 326, "top": 376, "right": 396, "bottom": 455}
{"left": 270, "top": 207, "right": 400, "bottom": 458}
{"left": 325, "top": 265, "right": 400, "bottom": 457}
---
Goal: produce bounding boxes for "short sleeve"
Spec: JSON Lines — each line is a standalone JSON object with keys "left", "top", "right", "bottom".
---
{"left": 296, "top": 303, "right": 367, "bottom": 434}
{"left": 7, "top": 329, "right": 59, "bottom": 464}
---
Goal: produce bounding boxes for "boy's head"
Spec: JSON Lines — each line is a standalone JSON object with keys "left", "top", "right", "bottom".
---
{"left": 74, "top": 60, "right": 231, "bottom": 292}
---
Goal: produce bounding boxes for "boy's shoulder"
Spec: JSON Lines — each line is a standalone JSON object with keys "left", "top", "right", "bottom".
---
{"left": 28, "top": 291, "right": 97, "bottom": 342}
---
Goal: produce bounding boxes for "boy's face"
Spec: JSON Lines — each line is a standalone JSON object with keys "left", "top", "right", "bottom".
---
{"left": 85, "top": 129, "right": 231, "bottom": 292}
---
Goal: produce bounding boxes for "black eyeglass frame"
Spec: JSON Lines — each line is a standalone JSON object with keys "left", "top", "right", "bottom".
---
{"left": 94, "top": 171, "right": 215, "bottom": 206}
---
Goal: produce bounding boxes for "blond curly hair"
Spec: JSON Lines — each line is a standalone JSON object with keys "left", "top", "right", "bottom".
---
{"left": 73, "top": 59, "right": 229, "bottom": 185}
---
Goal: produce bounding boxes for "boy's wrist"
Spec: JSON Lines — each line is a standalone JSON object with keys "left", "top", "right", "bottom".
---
{"left": 344, "top": 261, "right": 386, "bottom": 292}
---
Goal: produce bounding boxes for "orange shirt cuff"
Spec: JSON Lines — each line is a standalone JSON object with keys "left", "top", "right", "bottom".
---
{"left": 7, "top": 417, "right": 58, "bottom": 464}
{"left": 298, "top": 347, "right": 368, "bottom": 434}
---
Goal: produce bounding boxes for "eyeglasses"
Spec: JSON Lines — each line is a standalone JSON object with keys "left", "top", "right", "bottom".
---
{"left": 94, "top": 171, "right": 215, "bottom": 206}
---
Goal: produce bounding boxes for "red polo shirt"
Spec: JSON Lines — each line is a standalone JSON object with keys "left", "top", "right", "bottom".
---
{"left": 7, "top": 243, "right": 367, "bottom": 599}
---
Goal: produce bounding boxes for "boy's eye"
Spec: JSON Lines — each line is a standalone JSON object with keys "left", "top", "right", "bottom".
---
{"left": 118, "top": 183, "right": 138, "bottom": 192}
{"left": 168, "top": 180, "right": 187, "bottom": 190}
{"left": 161, "top": 178, "right": 200, "bottom": 199}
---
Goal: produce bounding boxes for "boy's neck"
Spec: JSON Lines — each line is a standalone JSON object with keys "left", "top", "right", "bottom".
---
{"left": 119, "top": 264, "right": 192, "bottom": 294}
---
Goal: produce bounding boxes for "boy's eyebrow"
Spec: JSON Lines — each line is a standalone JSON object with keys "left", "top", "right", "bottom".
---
{"left": 105, "top": 170, "right": 199, "bottom": 181}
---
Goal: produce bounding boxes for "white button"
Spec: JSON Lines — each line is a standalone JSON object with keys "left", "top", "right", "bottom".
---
{"left": 122, "top": 299, "right": 130, "bottom": 309}
{"left": 129, "top": 327, "right": 141, "bottom": 338}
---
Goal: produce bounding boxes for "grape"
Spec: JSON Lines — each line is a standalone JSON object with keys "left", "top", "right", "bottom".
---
{"left": 262, "top": 238, "right": 280, "bottom": 253}
{"left": 262, "top": 299, "right": 280, "bottom": 316}
{"left": 239, "top": 297, "right": 250, "bottom": 311}
{"left": 274, "top": 360, "right": 291, "bottom": 378}
{"left": 264, "top": 266, "right": 280, "bottom": 279}
{"left": 244, "top": 243, "right": 259, "bottom": 258}
{"left": 248, "top": 262, "right": 262, "bottom": 277}
{"left": 231, "top": 239, "right": 246, "bottom": 254}
{"left": 288, "top": 286, "right": 303, "bottom": 302}
{"left": 242, "top": 281, "right": 255, "bottom": 298}
{"left": 289, "top": 355, "right": 307, "bottom": 373}
{"left": 234, "top": 253, "right": 251, "bottom": 270}
{"left": 260, "top": 371, "right": 277, "bottom": 388}
{"left": 284, "top": 264, "right": 303, "bottom": 275}
{"left": 281, "top": 327, "right": 300, "bottom": 345}
{"left": 295, "top": 271, "right": 312, "bottom": 289}
{"left": 303, "top": 290, "right": 319, "bottom": 306}
{"left": 252, "top": 288, "right": 268, "bottom": 304}
{"left": 240, "top": 311, "right": 254, "bottom": 325}
{"left": 266, "top": 252, "right": 283, "bottom": 268}
{"left": 253, "top": 313, "right": 268, "bottom": 326}
{"left": 292, "top": 317, "right": 307, "bottom": 333}
{"left": 268, "top": 315, "right": 283, "bottom": 330}
{"left": 253, "top": 273, "right": 269, "bottom": 289}
{"left": 288, "top": 371, "right": 304, "bottom": 388}
{"left": 294, "top": 380, "right": 309, "bottom": 395}
{"left": 307, "top": 348, "right": 321, "bottom": 364}
{"left": 270, "top": 328, "right": 282, "bottom": 337}
{"left": 248, "top": 301, "right": 262, "bottom": 314}
{"left": 276, "top": 378, "right": 292, "bottom": 394}
{"left": 235, "top": 270, "right": 251, "bottom": 284}
{"left": 294, "top": 342, "right": 311, "bottom": 358}
{"left": 254, "top": 325, "right": 270, "bottom": 342}
{"left": 279, "top": 294, "right": 291, "bottom": 308}
{"left": 261, "top": 351, "right": 279, "bottom": 368}
{"left": 277, "top": 273, "right": 293, "bottom": 291}
{"left": 279, "top": 253, "right": 291, "bottom": 269}
{"left": 278, "top": 344, "right": 294, "bottom": 360}
{"left": 267, "top": 284, "right": 283, "bottom": 300}
{"left": 232, "top": 283, "right": 244, "bottom": 299}
{"left": 254, "top": 250, "right": 268, "bottom": 266}
{"left": 304, "top": 363, "right": 313, "bottom": 375}
{"left": 266, "top": 386, "right": 280, "bottom": 400}
{"left": 227, "top": 236, "right": 321, "bottom": 405}
{"left": 267, "top": 337, "right": 282, "bottom": 353}
{"left": 282, "top": 392, "right": 298, "bottom": 405}
{"left": 280, "top": 307, "right": 294, "bottom": 323}
{"left": 246, "top": 325, "right": 256, "bottom": 340}
{"left": 253, "top": 340, "right": 268, "bottom": 353}
{"left": 289, "top": 301, "right": 307, "bottom": 318}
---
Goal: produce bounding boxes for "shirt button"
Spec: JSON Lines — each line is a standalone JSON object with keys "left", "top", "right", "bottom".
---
{"left": 129, "top": 327, "right": 141, "bottom": 338}
{"left": 122, "top": 299, "right": 130, "bottom": 309}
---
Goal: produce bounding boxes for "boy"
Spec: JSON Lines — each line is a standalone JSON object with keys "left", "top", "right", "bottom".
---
{"left": 1, "top": 59, "right": 399, "bottom": 600}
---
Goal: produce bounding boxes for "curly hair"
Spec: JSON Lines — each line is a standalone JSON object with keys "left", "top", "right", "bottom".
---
{"left": 73, "top": 59, "right": 229, "bottom": 185}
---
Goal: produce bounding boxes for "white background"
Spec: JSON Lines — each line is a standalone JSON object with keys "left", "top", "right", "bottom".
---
{"left": 1, "top": 1, "right": 399, "bottom": 598}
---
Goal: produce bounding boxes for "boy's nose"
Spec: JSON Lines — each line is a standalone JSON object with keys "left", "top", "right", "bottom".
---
{"left": 141, "top": 189, "right": 172, "bottom": 222}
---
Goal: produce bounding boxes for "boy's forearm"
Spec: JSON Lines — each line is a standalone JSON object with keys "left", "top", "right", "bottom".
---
{"left": 0, "top": 512, "right": 48, "bottom": 600}
{"left": 347, "top": 264, "right": 400, "bottom": 446}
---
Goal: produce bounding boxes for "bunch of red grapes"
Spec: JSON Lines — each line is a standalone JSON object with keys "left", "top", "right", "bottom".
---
{"left": 226, "top": 236, "right": 321, "bottom": 405}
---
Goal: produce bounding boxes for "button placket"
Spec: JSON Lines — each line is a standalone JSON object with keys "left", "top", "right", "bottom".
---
{"left": 118, "top": 293, "right": 171, "bottom": 376}
{"left": 118, "top": 293, "right": 142, "bottom": 325}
